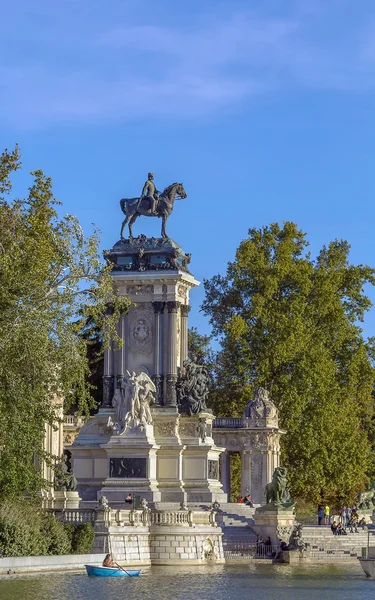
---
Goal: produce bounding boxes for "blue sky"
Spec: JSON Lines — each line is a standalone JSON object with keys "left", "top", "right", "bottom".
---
{"left": 1, "top": 0, "right": 375, "bottom": 340}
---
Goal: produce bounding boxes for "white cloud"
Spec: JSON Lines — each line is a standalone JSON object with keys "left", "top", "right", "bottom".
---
{"left": 1, "top": 2, "right": 375, "bottom": 129}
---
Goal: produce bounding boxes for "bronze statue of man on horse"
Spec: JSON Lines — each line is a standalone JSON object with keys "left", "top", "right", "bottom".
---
{"left": 120, "top": 173, "right": 187, "bottom": 240}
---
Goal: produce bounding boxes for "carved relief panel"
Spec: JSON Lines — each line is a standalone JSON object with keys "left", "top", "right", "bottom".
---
{"left": 128, "top": 304, "right": 154, "bottom": 358}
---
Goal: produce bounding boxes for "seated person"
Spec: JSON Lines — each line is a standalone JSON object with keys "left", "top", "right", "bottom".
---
{"left": 358, "top": 517, "right": 366, "bottom": 530}
{"left": 280, "top": 540, "right": 289, "bottom": 551}
{"left": 331, "top": 521, "right": 338, "bottom": 535}
{"left": 125, "top": 493, "right": 133, "bottom": 504}
{"left": 244, "top": 494, "right": 254, "bottom": 507}
{"left": 103, "top": 553, "right": 115, "bottom": 567}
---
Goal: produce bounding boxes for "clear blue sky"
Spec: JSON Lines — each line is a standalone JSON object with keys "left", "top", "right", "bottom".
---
{"left": 1, "top": 0, "right": 375, "bottom": 340}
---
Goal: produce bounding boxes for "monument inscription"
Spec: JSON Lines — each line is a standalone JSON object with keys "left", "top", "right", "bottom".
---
{"left": 109, "top": 457, "right": 147, "bottom": 478}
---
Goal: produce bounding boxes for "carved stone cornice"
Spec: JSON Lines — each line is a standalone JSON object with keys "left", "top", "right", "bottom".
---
{"left": 180, "top": 305, "right": 190, "bottom": 318}
{"left": 167, "top": 301, "right": 180, "bottom": 314}
{"left": 152, "top": 301, "right": 165, "bottom": 314}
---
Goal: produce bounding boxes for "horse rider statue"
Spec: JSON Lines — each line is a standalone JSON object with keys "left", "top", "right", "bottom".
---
{"left": 140, "top": 172, "right": 160, "bottom": 215}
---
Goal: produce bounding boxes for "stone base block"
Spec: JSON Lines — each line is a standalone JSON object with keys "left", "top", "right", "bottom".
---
{"left": 53, "top": 491, "right": 82, "bottom": 510}
{"left": 253, "top": 505, "right": 296, "bottom": 546}
{"left": 149, "top": 526, "right": 224, "bottom": 565}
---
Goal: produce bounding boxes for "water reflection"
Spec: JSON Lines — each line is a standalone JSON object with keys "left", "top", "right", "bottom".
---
{"left": 0, "top": 564, "right": 374, "bottom": 600}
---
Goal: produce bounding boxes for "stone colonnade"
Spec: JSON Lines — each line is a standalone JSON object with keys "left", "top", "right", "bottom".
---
{"left": 102, "top": 276, "right": 196, "bottom": 408}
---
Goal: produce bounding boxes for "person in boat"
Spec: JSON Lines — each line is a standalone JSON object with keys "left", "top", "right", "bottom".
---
{"left": 103, "top": 553, "right": 116, "bottom": 567}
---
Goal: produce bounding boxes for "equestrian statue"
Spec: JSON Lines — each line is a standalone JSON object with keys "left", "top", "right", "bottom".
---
{"left": 120, "top": 172, "right": 187, "bottom": 239}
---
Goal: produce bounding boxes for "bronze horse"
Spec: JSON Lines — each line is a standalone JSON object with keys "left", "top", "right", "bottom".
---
{"left": 120, "top": 182, "right": 187, "bottom": 239}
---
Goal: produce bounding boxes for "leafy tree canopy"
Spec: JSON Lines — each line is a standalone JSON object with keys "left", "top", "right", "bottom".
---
{"left": 0, "top": 146, "right": 128, "bottom": 499}
{"left": 202, "top": 222, "right": 375, "bottom": 504}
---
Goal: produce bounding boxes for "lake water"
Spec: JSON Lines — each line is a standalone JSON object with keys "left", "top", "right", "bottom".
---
{"left": 0, "top": 563, "right": 373, "bottom": 600}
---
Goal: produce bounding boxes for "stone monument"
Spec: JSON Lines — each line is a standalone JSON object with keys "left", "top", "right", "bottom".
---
{"left": 69, "top": 175, "right": 226, "bottom": 506}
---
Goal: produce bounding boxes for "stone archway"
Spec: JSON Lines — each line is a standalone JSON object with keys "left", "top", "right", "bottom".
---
{"left": 213, "top": 389, "right": 283, "bottom": 505}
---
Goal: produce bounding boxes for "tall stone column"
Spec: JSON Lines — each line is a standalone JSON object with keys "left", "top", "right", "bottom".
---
{"left": 102, "top": 308, "right": 114, "bottom": 407}
{"left": 180, "top": 305, "right": 190, "bottom": 372}
{"left": 166, "top": 301, "right": 179, "bottom": 406}
{"left": 241, "top": 450, "right": 252, "bottom": 498}
{"left": 115, "top": 310, "right": 127, "bottom": 388}
{"left": 220, "top": 451, "right": 231, "bottom": 497}
{"left": 152, "top": 301, "right": 165, "bottom": 405}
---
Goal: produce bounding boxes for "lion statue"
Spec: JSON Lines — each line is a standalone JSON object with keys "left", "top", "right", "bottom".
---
{"left": 264, "top": 467, "right": 292, "bottom": 506}
{"left": 356, "top": 483, "right": 375, "bottom": 510}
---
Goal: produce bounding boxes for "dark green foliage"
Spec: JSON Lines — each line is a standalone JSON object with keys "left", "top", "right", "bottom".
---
{"left": 41, "top": 513, "right": 71, "bottom": 555}
{"left": 0, "top": 500, "right": 68, "bottom": 557}
{"left": 0, "top": 147, "right": 129, "bottom": 498}
{"left": 203, "top": 222, "right": 375, "bottom": 504}
{"left": 70, "top": 523, "right": 95, "bottom": 554}
{"left": 0, "top": 499, "right": 95, "bottom": 557}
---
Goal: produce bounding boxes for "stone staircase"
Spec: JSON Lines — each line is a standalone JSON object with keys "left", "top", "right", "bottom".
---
{"left": 302, "top": 526, "right": 375, "bottom": 561}
{"left": 216, "top": 503, "right": 257, "bottom": 558}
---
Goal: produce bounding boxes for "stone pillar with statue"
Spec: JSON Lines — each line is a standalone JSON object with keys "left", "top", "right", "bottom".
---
{"left": 69, "top": 174, "right": 226, "bottom": 506}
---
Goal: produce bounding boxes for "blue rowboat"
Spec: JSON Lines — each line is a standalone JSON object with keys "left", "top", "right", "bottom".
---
{"left": 85, "top": 565, "right": 141, "bottom": 577}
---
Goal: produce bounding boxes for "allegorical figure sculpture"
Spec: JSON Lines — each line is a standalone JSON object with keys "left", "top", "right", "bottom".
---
{"left": 109, "top": 370, "right": 156, "bottom": 433}
{"left": 120, "top": 174, "right": 187, "bottom": 239}
{"left": 264, "top": 467, "right": 292, "bottom": 507}
{"left": 54, "top": 454, "right": 77, "bottom": 492}
{"left": 178, "top": 359, "right": 209, "bottom": 416}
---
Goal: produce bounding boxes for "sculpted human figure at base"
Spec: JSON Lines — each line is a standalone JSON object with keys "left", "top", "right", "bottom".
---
{"left": 110, "top": 371, "right": 156, "bottom": 433}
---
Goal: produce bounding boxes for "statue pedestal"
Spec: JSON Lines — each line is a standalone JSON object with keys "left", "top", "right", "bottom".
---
{"left": 53, "top": 491, "right": 82, "bottom": 510}
{"left": 99, "top": 423, "right": 161, "bottom": 505}
{"left": 252, "top": 504, "right": 296, "bottom": 545}
{"left": 70, "top": 237, "right": 226, "bottom": 506}
{"left": 179, "top": 413, "right": 226, "bottom": 504}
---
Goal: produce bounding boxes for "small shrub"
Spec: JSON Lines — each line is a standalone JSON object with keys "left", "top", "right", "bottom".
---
{"left": 71, "top": 523, "right": 95, "bottom": 554}
{"left": 42, "top": 513, "right": 71, "bottom": 555}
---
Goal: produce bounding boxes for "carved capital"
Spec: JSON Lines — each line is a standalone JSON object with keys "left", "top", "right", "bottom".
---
{"left": 180, "top": 305, "right": 190, "bottom": 318}
{"left": 167, "top": 301, "right": 180, "bottom": 314}
{"left": 152, "top": 301, "right": 165, "bottom": 315}
{"left": 166, "top": 374, "right": 178, "bottom": 406}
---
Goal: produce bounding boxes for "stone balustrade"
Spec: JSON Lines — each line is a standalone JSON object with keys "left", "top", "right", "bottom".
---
{"left": 151, "top": 510, "right": 191, "bottom": 526}
{"left": 53, "top": 508, "right": 96, "bottom": 523}
{"left": 213, "top": 417, "right": 244, "bottom": 428}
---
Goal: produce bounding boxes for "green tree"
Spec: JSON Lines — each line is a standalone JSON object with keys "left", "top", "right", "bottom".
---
{"left": 202, "top": 222, "right": 375, "bottom": 504}
{"left": 0, "top": 146, "right": 128, "bottom": 499}
{"left": 188, "top": 326, "right": 214, "bottom": 366}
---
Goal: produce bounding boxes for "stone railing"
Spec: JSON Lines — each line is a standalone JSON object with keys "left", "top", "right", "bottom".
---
{"left": 150, "top": 510, "right": 215, "bottom": 528}
{"left": 213, "top": 417, "right": 244, "bottom": 429}
{"left": 52, "top": 507, "right": 218, "bottom": 528}
{"left": 53, "top": 508, "right": 96, "bottom": 524}
{"left": 151, "top": 510, "right": 191, "bottom": 526}
{"left": 64, "top": 415, "right": 84, "bottom": 427}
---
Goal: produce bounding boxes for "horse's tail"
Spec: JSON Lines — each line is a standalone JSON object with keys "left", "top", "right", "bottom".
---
{"left": 120, "top": 198, "right": 128, "bottom": 215}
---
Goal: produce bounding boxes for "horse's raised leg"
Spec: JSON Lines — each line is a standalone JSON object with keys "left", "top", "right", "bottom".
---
{"left": 128, "top": 214, "right": 138, "bottom": 238}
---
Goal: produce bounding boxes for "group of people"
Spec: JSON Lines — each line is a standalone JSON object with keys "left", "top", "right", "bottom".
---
{"left": 237, "top": 494, "right": 254, "bottom": 507}
{"left": 318, "top": 504, "right": 367, "bottom": 534}
{"left": 256, "top": 535, "right": 287, "bottom": 558}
